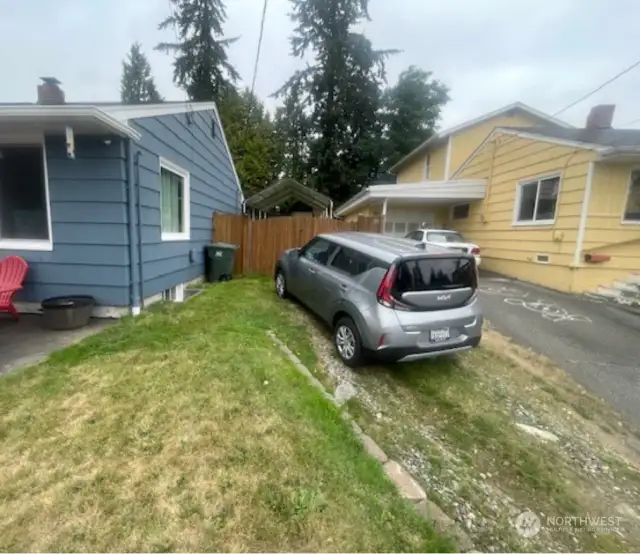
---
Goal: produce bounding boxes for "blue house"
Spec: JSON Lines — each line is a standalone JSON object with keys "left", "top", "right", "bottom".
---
{"left": 0, "top": 80, "right": 242, "bottom": 317}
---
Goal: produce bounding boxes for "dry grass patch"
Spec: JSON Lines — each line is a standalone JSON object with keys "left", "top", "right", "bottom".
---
{"left": 0, "top": 278, "right": 450, "bottom": 552}
{"left": 295, "top": 309, "right": 640, "bottom": 553}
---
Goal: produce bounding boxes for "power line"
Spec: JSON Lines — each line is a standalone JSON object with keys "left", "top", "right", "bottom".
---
{"left": 487, "top": 57, "right": 640, "bottom": 154}
{"left": 550, "top": 58, "right": 640, "bottom": 119}
{"left": 249, "top": 0, "right": 269, "bottom": 100}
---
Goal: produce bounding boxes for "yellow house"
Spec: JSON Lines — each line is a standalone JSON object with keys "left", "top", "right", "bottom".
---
{"left": 336, "top": 103, "right": 640, "bottom": 296}
{"left": 336, "top": 102, "right": 572, "bottom": 234}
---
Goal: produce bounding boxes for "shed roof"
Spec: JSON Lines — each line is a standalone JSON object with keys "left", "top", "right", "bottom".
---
{"left": 244, "top": 179, "right": 332, "bottom": 211}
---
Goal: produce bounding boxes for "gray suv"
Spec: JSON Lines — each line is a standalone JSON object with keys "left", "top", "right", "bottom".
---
{"left": 274, "top": 232, "right": 483, "bottom": 366}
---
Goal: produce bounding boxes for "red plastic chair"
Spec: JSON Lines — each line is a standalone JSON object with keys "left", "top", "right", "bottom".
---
{"left": 0, "top": 256, "right": 28, "bottom": 322}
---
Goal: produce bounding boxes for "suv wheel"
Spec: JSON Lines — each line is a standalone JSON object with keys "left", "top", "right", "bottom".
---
{"left": 334, "top": 317, "right": 363, "bottom": 367}
{"left": 275, "top": 271, "right": 288, "bottom": 299}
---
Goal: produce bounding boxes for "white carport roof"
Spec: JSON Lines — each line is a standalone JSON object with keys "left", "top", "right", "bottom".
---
{"left": 335, "top": 180, "right": 486, "bottom": 217}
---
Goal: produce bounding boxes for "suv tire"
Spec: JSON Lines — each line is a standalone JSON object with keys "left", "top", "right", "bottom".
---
{"left": 275, "top": 270, "right": 288, "bottom": 299}
{"left": 334, "top": 316, "right": 364, "bottom": 367}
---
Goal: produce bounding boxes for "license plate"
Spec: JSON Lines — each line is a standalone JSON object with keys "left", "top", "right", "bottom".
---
{"left": 429, "top": 328, "right": 450, "bottom": 342}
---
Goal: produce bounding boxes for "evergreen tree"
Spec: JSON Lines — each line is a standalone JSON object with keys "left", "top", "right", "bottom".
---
{"left": 120, "top": 43, "right": 163, "bottom": 104}
{"left": 218, "top": 88, "right": 281, "bottom": 198}
{"left": 156, "top": 0, "right": 239, "bottom": 101}
{"left": 278, "top": 0, "right": 396, "bottom": 203}
{"left": 273, "top": 80, "right": 309, "bottom": 184}
{"left": 381, "top": 66, "right": 449, "bottom": 168}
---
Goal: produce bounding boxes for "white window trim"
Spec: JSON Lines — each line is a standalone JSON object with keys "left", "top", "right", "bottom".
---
{"left": 451, "top": 203, "right": 470, "bottom": 221}
{"left": 621, "top": 167, "right": 640, "bottom": 225}
{"left": 512, "top": 172, "right": 562, "bottom": 227}
{"left": 159, "top": 157, "right": 190, "bottom": 242}
{"left": 0, "top": 138, "right": 53, "bottom": 252}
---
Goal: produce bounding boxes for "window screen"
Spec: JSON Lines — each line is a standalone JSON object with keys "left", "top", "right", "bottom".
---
{"left": 452, "top": 204, "right": 470, "bottom": 220}
{"left": 624, "top": 170, "right": 640, "bottom": 221}
{"left": 0, "top": 146, "right": 49, "bottom": 241}
{"left": 516, "top": 176, "right": 559, "bottom": 223}
{"left": 161, "top": 167, "right": 185, "bottom": 233}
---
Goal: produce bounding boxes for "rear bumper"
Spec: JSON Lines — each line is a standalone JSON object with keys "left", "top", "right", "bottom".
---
{"left": 372, "top": 335, "right": 481, "bottom": 363}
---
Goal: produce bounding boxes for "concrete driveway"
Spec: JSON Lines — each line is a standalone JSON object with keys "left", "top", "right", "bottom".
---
{"left": 479, "top": 274, "right": 640, "bottom": 427}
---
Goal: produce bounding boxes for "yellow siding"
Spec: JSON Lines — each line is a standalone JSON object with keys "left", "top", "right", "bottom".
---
{"left": 397, "top": 157, "right": 425, "bottom": 183}
{"left": 383, "top": 205, "right": 450, "bottom": 227}
{"left": 344, "top": 205, "right": 372, "bottom": 222}
{"left": 428, "top": 145, "right": 447, "bottom": 180}
{"left": 571, "top": 163, "right": 640, "bottom": 291}
{"left": 454, "top": 132, "right": 595, "bottom": 292}
{"left": 448, "top": 113, "right": 540, "bottom": 177}
{"left": 395, "top": 110, "right": 544, "bottom": 184}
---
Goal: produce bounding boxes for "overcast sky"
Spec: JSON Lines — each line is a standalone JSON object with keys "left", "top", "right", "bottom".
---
{"left": 2, "top": 0, "right": 640, "bottom": 129}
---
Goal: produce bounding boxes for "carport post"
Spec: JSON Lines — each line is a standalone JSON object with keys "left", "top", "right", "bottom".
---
{"left": 381, "top": 198, "right": 388, "bottom": 234}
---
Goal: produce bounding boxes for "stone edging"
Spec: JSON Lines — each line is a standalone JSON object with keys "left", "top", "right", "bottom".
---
{"left": 266, "top": 330, "right": 475, "bottom": 552}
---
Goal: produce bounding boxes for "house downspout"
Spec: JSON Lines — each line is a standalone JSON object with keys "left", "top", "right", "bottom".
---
{"left": 134, "top": 150, "right": 144, "bottom": 308}
{"left": 126, "top": 138, "right": 141, "bottom": 315}
{"left": 573, "top": 160, "right": 595, "bottom": 268}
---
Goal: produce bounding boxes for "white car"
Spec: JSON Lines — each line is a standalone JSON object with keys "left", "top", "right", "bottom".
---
{"left": 405, "top": 228, "right": 481, "bottom": 266}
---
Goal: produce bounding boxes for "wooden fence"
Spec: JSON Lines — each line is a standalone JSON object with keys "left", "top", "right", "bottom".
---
{"left": 212, "top": 213, "right": 382, "bottom": 276}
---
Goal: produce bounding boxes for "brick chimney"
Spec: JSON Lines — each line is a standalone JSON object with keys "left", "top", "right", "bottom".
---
{"left": 37, "top": 77, "right": 65, "bottom": 105}
{"left": 585, "top": 104, "right": 615, "bottom": 129}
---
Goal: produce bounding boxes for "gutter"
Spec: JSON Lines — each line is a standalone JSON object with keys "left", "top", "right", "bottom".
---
{"left": 125, "top": 138, "right": 141, "bottom": 315}
{"left": 0, "top": 105, "right": 141, "bottom": 140}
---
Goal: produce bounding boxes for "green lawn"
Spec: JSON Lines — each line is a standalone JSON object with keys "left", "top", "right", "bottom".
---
{"left": 0, "top": 278, "right": 451, "bottom": 552}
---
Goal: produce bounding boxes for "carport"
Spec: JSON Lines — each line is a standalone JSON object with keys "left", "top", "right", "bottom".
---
{"left": 243, "top": 178, "right": 333, "bottom": 218}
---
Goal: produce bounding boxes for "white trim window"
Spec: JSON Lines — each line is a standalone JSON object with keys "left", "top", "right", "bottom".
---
{"left": 452, "top": 203, "right": 470, "bottom": 220}
{"left": 513, "top": 174, "right": 560, "bottom": 225}
{"left": 0, "top": 142, "right": 53, "bottom": 251}
{"left": 623, "top": 169, "right": 640, "bottom": 223}
{"left": 160, "top": 158, "right": 190, "bottom": 241}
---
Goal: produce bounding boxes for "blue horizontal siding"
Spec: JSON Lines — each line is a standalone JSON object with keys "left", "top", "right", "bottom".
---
{"left": 131, "top": 107, "right": 241, "bottom": 298}
{"left": 2, "top": 134, "right": 131, "bottom": 306}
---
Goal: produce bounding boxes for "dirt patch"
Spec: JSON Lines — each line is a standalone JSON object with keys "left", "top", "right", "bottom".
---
{"left": 292, "top": 305, "right": 640, "bottom": 553}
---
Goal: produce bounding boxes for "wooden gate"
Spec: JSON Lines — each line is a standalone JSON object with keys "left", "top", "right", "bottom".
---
{"left": 212, "top": 213, "right": 381, "bottom": 276}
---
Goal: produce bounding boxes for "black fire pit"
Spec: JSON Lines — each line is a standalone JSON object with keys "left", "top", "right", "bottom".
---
{"left": 41, "top": 296, "right": 95, "bottom": 331}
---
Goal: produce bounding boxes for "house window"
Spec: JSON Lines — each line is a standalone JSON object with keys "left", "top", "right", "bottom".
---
{"left": 423, "top": 154, "right": 430, "bottom": 180}
{"left": 452, "top": 203, "right": 470, "bottom": 220}
{"left": 0, "top": 144, "right": 51, "bottom": 250}
{"left": 623, "top": 170, "right": 640, "bottom": 222}
{"left": 160, "top": 158, "right": 190, "bottom": 241}
{"left": 514, "top": 175, "right": 560, "bottom": 224}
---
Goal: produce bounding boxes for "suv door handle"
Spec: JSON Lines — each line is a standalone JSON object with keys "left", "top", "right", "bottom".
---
{"left": 339, "top": 283, "right": 348, "bottom": 290}
{"left": 308, "top": 267, "right": 316, "bottom": 274}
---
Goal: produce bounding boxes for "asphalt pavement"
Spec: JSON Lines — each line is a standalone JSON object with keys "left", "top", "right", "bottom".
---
{"left": 479, "top": 274, "right": 640, "bottom": 427}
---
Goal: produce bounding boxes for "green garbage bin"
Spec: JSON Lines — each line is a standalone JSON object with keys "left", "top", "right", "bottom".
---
{"left": 205, "top": 242, "right": 238, "bottom": 282}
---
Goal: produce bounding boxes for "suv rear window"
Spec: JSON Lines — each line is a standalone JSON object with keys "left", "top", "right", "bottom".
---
{"left": 391, "top": 257, "right": 476, "bottom": 294}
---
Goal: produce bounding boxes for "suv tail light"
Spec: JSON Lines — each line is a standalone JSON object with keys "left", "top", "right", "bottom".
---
{"left": 376, "top": 264, "right": 411, "bottom": 310}
{"left": 470, "top": 247, "right": 481, "bottom": 255}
